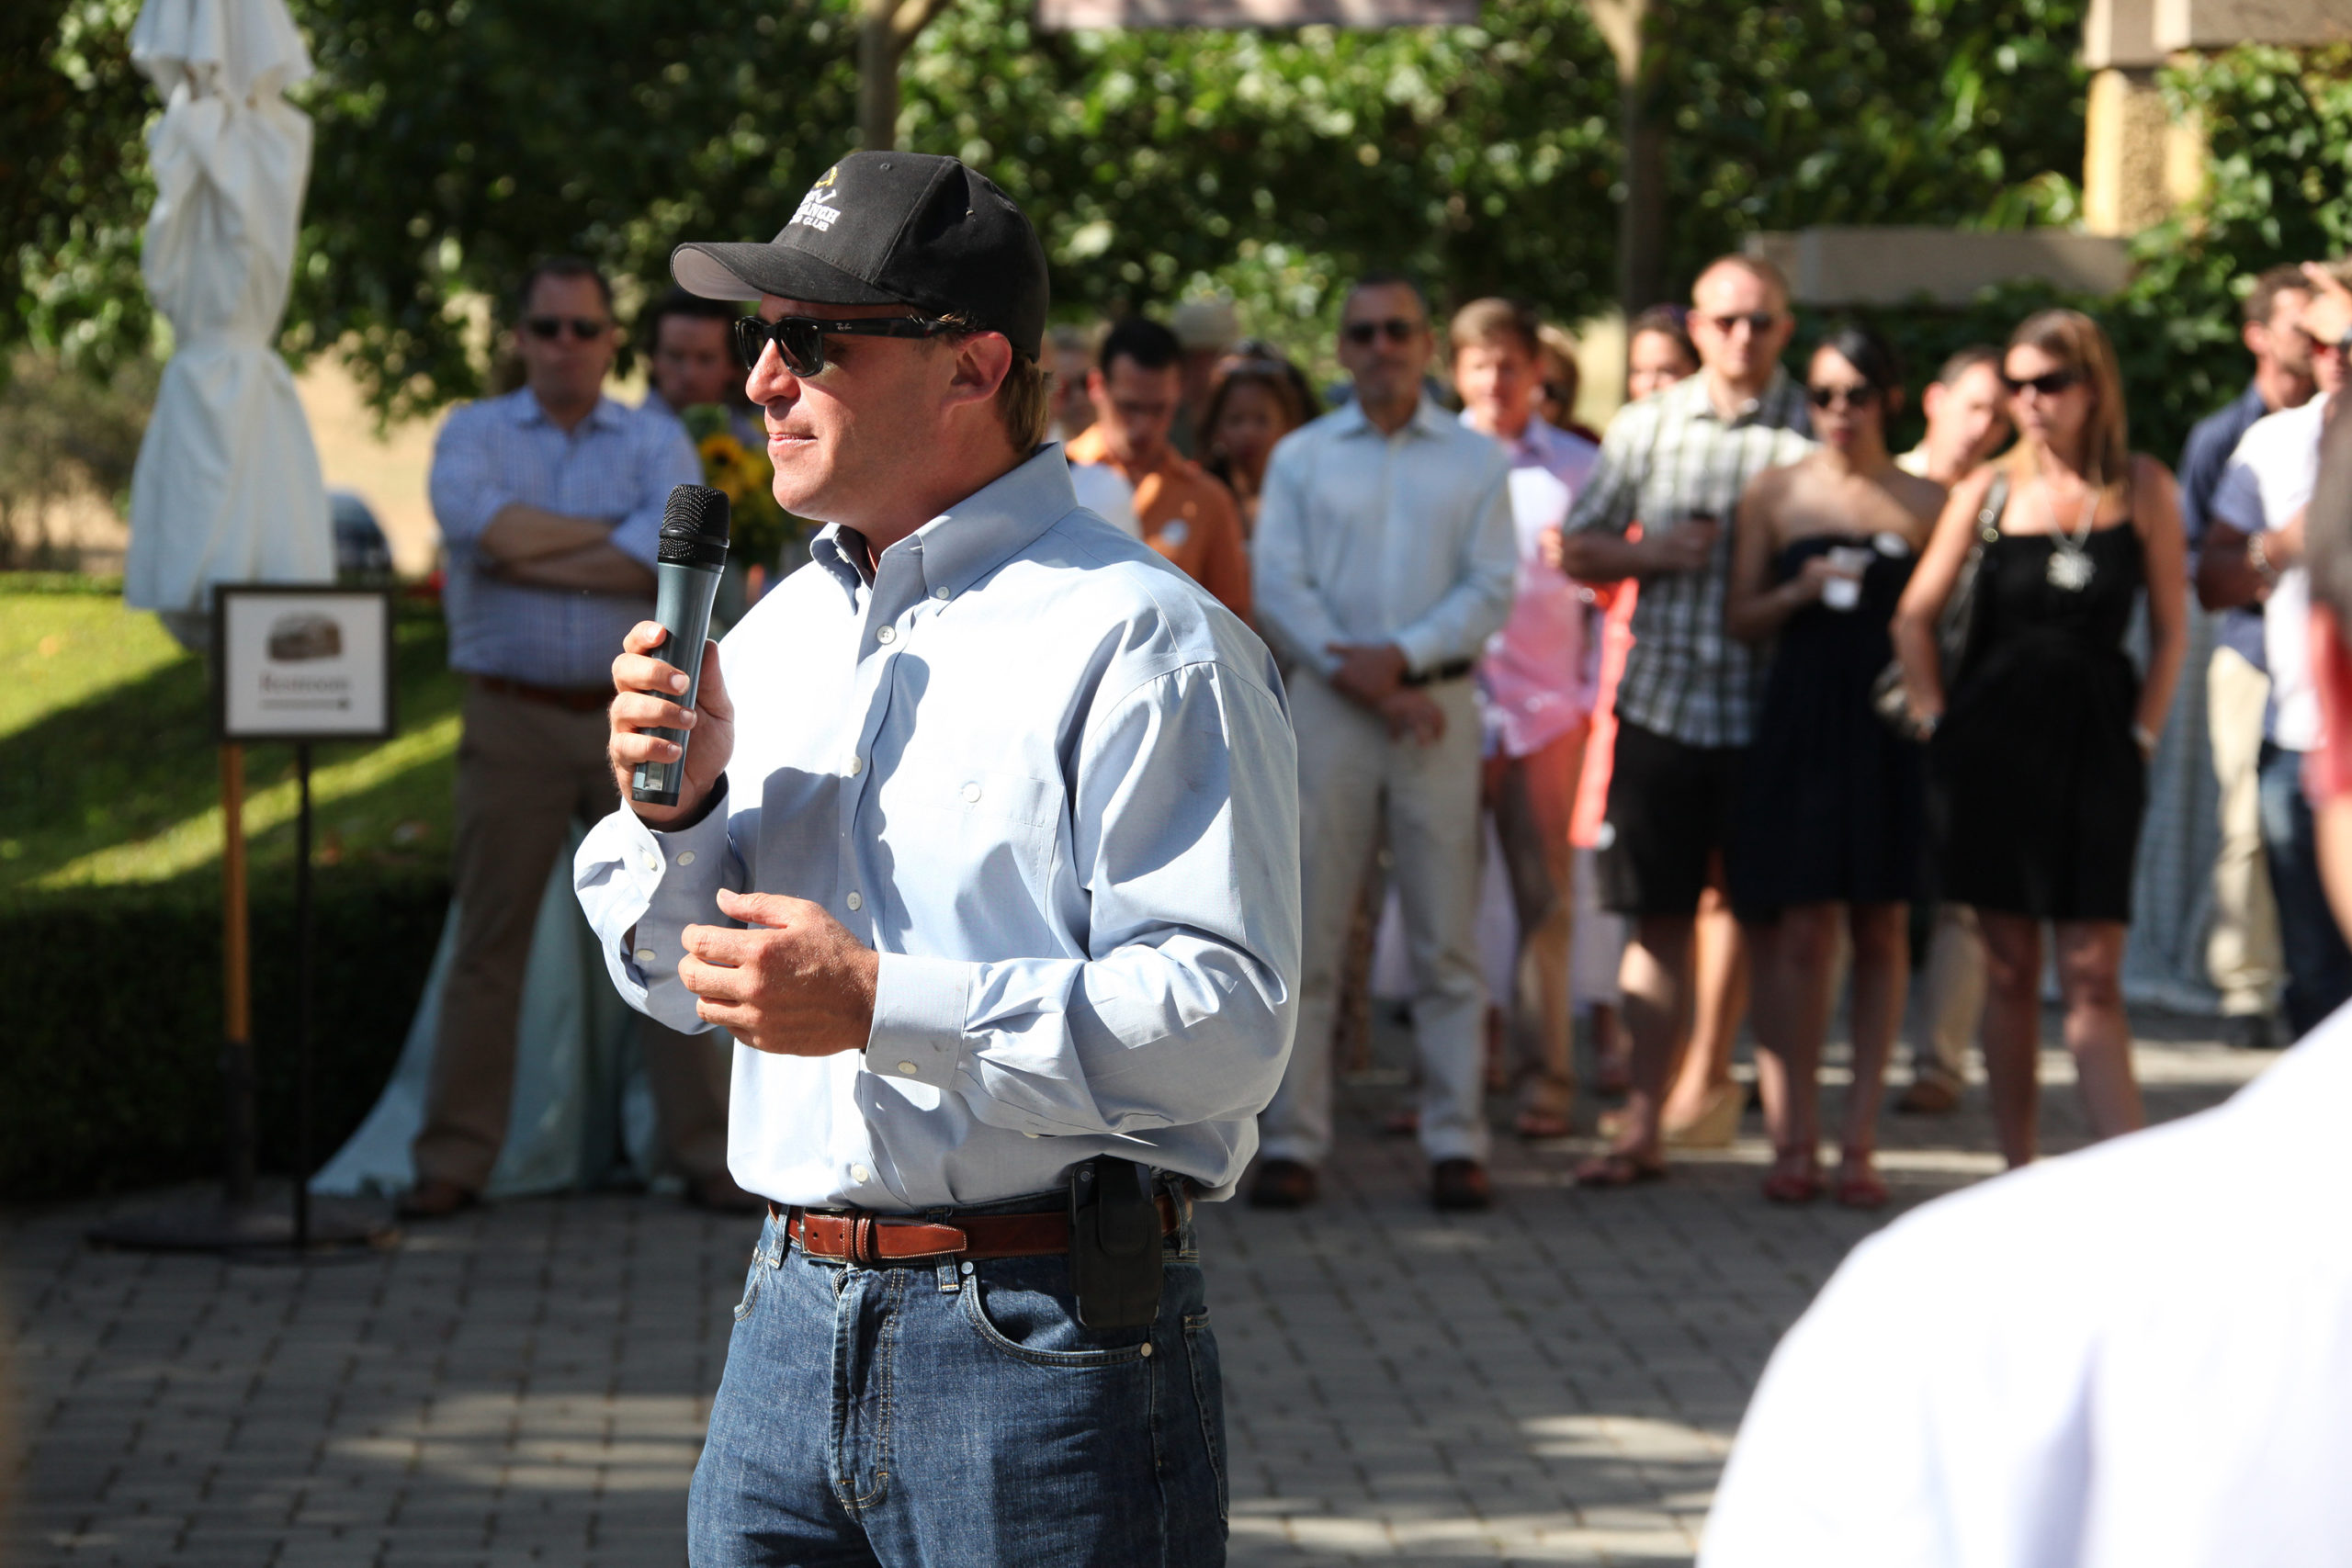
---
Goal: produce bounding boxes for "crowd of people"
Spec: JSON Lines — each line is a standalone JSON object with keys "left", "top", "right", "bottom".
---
{"left": 403, "top": 227, "right": 2352, "bottom": 1224}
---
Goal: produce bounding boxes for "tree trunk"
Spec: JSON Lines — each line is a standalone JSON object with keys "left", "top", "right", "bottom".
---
{"left": 1587, "top": 0, "right": 1668, "bottom": 313}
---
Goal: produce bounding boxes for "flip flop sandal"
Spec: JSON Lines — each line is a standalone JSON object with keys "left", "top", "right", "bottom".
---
{"left": 1574, "top": 1152, "right": 1667, "bottom": 1188}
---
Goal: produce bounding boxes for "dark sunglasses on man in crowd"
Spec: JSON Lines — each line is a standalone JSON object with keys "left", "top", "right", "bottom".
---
{"left": 1704, "top": 310, "right": 1781, "bottom": 336}
{"left": 1806, "top": 381, "right": 1880, "bottom": 411}
{"left": 731, "top": 313, "right": 961, "bottom": 377}
{"left": 2002, "top": 367, "right": 2083, "bottom": 398}
{"left": 1343, "top": 317, "right": 1422, "bottom": 346}
{"left": 525, "top": 315, "right": 610, "bottom": 341}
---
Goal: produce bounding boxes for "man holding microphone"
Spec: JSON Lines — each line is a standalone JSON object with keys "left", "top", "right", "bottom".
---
{"left": 574, "top": 152, "right": 1300, "bottom": 1565}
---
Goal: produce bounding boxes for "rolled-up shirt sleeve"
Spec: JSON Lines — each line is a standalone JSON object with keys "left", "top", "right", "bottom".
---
{"left": 1250, "top": 436, "right": 1348, "bottom": 677}
{"left": 1392, "top": 456, "right": 1517, "bottom": 673}
{"left": 610, "top": 419, "right": 705, "bottom": 569}
{"left": 574, "top": 775, "right": 747, "bottom": 1033}
{"left": 866, "top": 660, "right": 1301, "bottom": 1135}
{"left": 428, "top": 405, "right": 514, "bottom": 556}
{"left": 1562, "top": 405, "right": 1647, "bottom": 539}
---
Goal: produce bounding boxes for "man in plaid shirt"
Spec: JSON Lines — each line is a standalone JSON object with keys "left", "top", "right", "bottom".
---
{"left": 1555, "top": 254, "right": 1814, "bottom": 1187}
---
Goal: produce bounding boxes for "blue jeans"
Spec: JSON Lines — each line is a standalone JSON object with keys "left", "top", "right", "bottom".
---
{"left": 688, "top": 1187, "right": 1227, "bottom": 1566}
{"left": 2257, "top": 743, "right": 2352, "bottom": 1038}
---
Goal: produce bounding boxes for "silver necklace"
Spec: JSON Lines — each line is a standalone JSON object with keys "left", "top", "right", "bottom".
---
{"left": 2043, "top": 477, "right": 2098, "bottom": 592}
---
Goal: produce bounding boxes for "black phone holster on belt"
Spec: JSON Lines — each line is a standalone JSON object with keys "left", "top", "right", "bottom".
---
{"left": 1068, "top": 1156, "right": 1164, "bottom": 1329}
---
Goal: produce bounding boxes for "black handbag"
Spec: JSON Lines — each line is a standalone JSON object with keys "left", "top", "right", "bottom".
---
{"left": 1871, "top": 469, "right": 2008, "bottom": 740}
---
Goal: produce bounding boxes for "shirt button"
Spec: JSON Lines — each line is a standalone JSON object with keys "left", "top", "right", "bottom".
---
{"left": 634, "top": 948, "right": 657, "bottom": 964}
{"left": 640, "top": 852, "right": 659, "bottom": 872}
{"left": 961, "top": 782, "right": 981, "bottom": 803}
{"left": 847, "top": 755, "right": 864, "bottom": 776}
{"left": 845, "top": 890, "right": 863, "bottom": 911}
{"left": 876, "top": 626, "right": 897, "bottom": 645}
{"left": 897, "top": 1061, "right": 918, "bottom": 1076}
{"left": 933, "top": 586, "right": 951, "bottom": 601}
{"left": 852, "top": 1164, "right": 871, "bottom": 1184}
{"left": 676, "top": 851, "right": 695, "bottom": 866}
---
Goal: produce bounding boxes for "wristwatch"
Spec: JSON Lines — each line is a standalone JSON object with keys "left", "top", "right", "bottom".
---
{"left": 2248, "top": 531, "right": 2280, "bottom": 587}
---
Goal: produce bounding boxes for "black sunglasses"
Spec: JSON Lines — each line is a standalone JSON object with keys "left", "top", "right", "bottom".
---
{"left": 525, "top": 315, "right": 609, "bottom": 341}
{"left": 1705, "top": 310, "right": 1781, "bottom": 336}
{"left": 2002, "top": 367, "right": 2083, "bottom": 398}
{"left": 1343, "top": 317, "right": 1422, "bottom": 347}
{"left": 731, "top": 314, "right": 961, "bottom": 376}
{"left": 1806, "top": 381, "right": 1880, "bottom": 410}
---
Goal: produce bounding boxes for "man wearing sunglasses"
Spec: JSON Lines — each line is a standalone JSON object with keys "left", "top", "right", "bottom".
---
{"left": 1551, "top": 254, "right": 1815, "bottom": 1189}
{"left": 406, "top": 256, "right": 740, "bottom": 1222}
{"left": 1251, "top": 274, "right": 1519, "bottom": 1213}
{"left": 576, "top": 152, "right": 1298, "bottom": 1566}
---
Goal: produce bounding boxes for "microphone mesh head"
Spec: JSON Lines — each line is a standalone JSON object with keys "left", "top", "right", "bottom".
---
{"left": 661, "top": 483, "right": 731, "bottom": 543}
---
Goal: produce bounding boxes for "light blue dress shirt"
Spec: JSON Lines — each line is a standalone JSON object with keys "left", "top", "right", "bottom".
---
{"left": 430, "top": 389, "right": 700, "bottom": 688}
{"left": 1250, "top": 395, "right": 1519, "bottom": 680}
{"left": 573, "top": 445, "right": 1302, "bottom": 1209}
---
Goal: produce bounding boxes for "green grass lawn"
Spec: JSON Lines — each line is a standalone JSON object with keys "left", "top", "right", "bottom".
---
{"left": 1, "top": 575, "right": 465, "bottom": 900}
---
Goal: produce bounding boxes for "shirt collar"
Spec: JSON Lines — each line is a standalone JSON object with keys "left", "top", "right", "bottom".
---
{"left": 1679, "top": 367, "right": 1796, "bottom": 427}
{"left": 808, "top": 444, "right": 1080, "bottom": 605}
{"left": 1337, "top": 392, "right": 1449, "bottom": 441}
{"left": 509, "top": 387, "right": 626, "bottom": 434}
{"left": 1459, "top": 408, "right": 1558, "bottom": 460}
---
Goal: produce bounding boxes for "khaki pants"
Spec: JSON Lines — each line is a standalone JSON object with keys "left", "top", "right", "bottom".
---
{"left": 413, "top": 682, "right": 731, "bottom": 1192}
{"left": 1489, "top": 723, "right": 1587, "bottom": 1121}
{"left": 2207, "top": 646, "right": 2282, "bottom": 1015}
{"left": 1261, "top": 672, "right": 1487, "bottom": 1168}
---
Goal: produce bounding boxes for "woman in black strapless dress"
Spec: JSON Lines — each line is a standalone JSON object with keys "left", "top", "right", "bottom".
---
{"left": 1892, "top": 310, "right": 2190, "bottom": 1168}
{"left": 1725, "top": 325, "right": 1946, "bottom": 1209}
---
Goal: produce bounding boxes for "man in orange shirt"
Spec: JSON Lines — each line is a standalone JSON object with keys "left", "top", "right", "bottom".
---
{"left": 1066, "top": 317, "right": 1253, "bottom": 617}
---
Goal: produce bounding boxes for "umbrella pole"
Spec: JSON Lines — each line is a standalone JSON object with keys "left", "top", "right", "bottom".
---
{"left": 221, "top": 741, "right": 257, "bottom": 1207}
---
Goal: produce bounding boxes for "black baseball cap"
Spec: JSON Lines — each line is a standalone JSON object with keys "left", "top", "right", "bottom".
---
{"left": 672, "top": 152, "right": 1048, "bottom": 361}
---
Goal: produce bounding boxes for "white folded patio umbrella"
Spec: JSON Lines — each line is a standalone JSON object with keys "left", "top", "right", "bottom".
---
{"left": 124, "top": 0, "right": 333, "bottom": 647}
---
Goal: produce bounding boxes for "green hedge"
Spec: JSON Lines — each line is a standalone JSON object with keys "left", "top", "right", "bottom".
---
{"left": 0, "top": 873, "right": 448, "bottom": 1200}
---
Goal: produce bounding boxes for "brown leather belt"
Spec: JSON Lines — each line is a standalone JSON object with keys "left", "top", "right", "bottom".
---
{"left": 770, "top": 1195, "right": 1181, "bottom": 1266}
{"left": 472, "top": 674, "right": 612, "bottom": 713}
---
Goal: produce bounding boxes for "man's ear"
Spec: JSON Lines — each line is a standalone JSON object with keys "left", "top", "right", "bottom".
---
{"left": 943, "top": 331, "right": 1013, "bottom": 412}
{"left": 2306, "top": 604, "right": 2352, "bottom": 804}
{"left": 2243, "top": 320, "right": 2267, "bottom": 358}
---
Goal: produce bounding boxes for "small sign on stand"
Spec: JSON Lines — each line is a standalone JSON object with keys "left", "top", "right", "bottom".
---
{"left": 91, "top": 585, "right": 400, "bottom": 1258}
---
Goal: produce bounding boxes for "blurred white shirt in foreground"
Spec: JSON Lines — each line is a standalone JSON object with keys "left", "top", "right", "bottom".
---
{"left": 1702, "top": 1016, "right": 2352, "bottom": 1568}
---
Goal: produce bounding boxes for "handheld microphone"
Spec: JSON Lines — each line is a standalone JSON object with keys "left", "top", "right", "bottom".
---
{"left": 630, "top": 483, "right": 731, "bottom": 807}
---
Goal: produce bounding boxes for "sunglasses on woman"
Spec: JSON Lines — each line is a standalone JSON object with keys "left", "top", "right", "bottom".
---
{"left": 730, "top": 314, "right": 962, "bottom": 377}
{"left": 1806, "top": 381, "right": 1879, "bottom": 410}
{"left": 525, "top": 315, "right": 609, "bottom": 341}
{"left": 2001, "top": 367, "right": 2082, "bottom": 398}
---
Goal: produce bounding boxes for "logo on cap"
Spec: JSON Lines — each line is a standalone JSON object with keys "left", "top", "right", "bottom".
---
{"left": 792, "top": 165, "right": 844, "bottom": 233}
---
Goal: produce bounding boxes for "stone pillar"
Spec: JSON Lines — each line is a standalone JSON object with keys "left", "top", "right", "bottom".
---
{"left": 2081, "top": 0, "right": 2206, "bottom": 236}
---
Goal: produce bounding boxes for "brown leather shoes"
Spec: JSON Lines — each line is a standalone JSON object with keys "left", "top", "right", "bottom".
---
{"left": 1248, "top": 1157, "right": 1318, "bottom": 1210}
{"left": 688, "top": 1170, "right": 765, "bottom": 1215}
{"left": 1430, "top": 1158, "right": 1492, "bottom": 1212}
{"left": 395, "top": 1179, "right": 479, "bottom": 1220}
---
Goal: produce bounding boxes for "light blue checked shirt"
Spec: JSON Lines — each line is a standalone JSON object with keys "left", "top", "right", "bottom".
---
{"left": 429, "top": 388, "right": 701, "bottom": 688}
{"left": 573, "top": 445, "right": 1302, "bottom": 1209}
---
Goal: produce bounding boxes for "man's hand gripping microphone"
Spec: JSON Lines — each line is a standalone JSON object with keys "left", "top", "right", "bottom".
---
{"left": 630, "top": 483, "right": 731, "bottom": 807}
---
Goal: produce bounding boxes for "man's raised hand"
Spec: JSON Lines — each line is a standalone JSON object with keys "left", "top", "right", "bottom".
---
{"left": 679, "top": 889, "right": 881, "bottom": 1056}
{"left": 609, "top": 621, "right": 735, "bottom": 825}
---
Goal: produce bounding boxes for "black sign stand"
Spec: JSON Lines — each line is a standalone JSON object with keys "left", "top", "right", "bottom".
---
{"left": 90, "top": 588, "right": 398, "bottom": 1259}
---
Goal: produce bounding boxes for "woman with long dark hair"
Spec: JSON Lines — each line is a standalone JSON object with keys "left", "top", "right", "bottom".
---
{"left": 1724, "top": 324, "right": 1945, "bottom": 1206}
{"left": 1892, "top": 309, "right": 2189, "bottom": 1167}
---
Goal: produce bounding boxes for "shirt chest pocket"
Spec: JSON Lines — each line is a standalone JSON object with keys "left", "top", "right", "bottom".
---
{"left": 874, "top": 762, "right": 1067, "bottom": 918}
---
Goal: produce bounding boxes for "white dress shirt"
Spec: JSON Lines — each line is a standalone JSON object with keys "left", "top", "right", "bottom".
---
{"left": 573, "top": 445, "right": 1301, "bottom": 1210}
{"left": 2211, "top": 393, "right": 2331, "bottom": 750}
{"left": 1251, "top": 395, "right": 1518, "bottom": 680}
{"left": 1702, "top": 1014, "right": 2352, "bottom": 1567}
{"left": 1471, "top": 412, "right": 1600, "bottom": 757}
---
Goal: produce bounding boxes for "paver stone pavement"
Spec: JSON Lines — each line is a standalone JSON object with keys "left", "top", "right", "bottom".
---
{"left": 3, "top": 1012, "right": 2266, "bottom": 1565}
